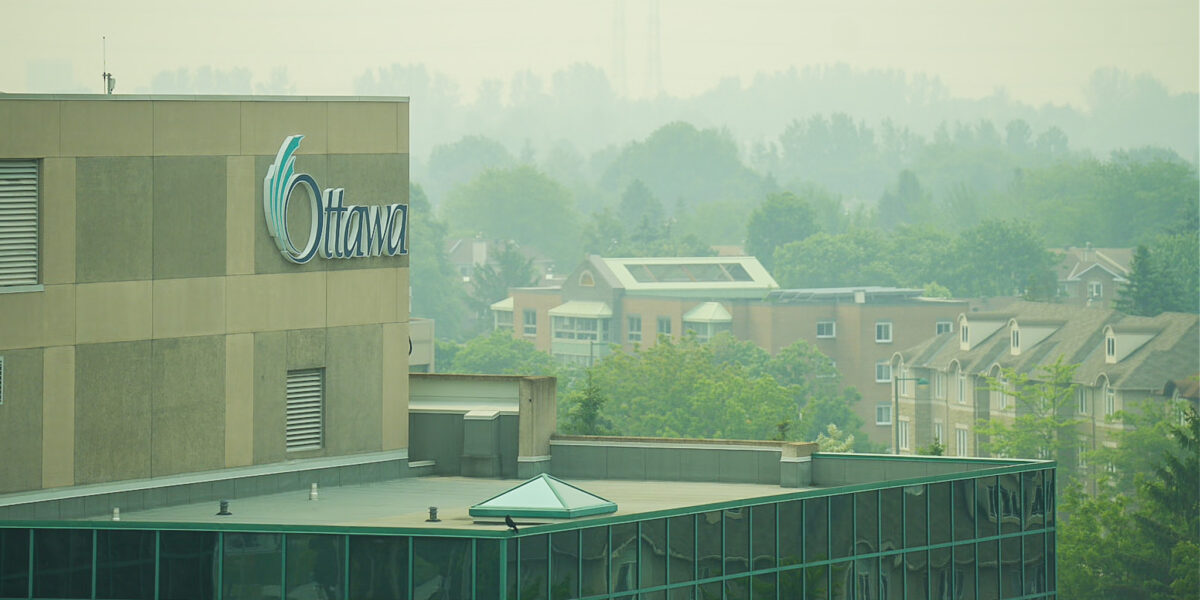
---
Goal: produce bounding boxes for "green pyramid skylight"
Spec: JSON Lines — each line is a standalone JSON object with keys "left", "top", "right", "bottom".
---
{"left": 469, "top": 474, "right": 618, "bottom": 519}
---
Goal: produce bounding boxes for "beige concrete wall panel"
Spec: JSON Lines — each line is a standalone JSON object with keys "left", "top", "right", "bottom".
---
{"left": 252, "top": 331, "right": 287, "bottom": 463}
{"left": 381, "top": 322, "right": 408, "bottom": 450}
{"left": 226, "top": 156, "right": 256, "bottom": 275}
{"left": 41, "top": 158, "right": 76, "bottom": 284}
{"left": 0, "top": 290, "right": 44, "bottom": 351}
{"left": 226, "top": 272, "right": 327, "bottom": 333}
{"left": 61, "top": 100, "right": 152, "bottom": 157}
{"left": 74, "top": 341, "right": 152, "bottom": 484}
{"left": 152, "top": 101, "right": 240, "bottom": 156}
{"left": 41, "top": 284, "right": 76, "bottom": 347}
{"left": 240, "top": 102, "right": 328, "bottom": 156}
{"left": 151, "top": 336, "right": 226, "bottom": 477}
{"left": 397, "top": 103, "right": 409, "bottom": 154}
{"left": 287, "top": 328, "right": 327, "bottom": 370}
{"left": 152, "top": 156, "right": 227, "bottom": 279}
{"left": 224, "top": 333, "right": 254, "bottom": 467}
{"left": 0, "top": 348, "right": 44, "bottom": 493}
{"left": 328, "top": 103, "right": 398, "bottom": 154}
{"left": 75, "top": 157, "right": 153, "bottom": 282}
{"left": 252, "top": 154, "right": 328, "bottom": 275}
{"left": 152, "top": 277, "right": 226, "bottom": 339}
{"left": 396, "top": 267, "right": 409, "bottom": 323}
{"left": 75, "top": 280, "right": 152, "bottom": 344}
{"left": 324, "top": 153, "right": 410, "bottom": 272}
{"left": 41, "top": 345, "right": 74, "bottom": 488}
{"left": 325, "top": 324, "right": 383, "bottom": 454}
{"left": 0, "top": 100, "right": 60, "bottom": 157}
{"left": 326, "top": 268, "right": 397, "bottom": 327}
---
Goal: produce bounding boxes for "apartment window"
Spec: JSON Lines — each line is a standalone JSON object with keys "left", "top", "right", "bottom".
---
{"left": 522, "top": 309, "right": 537, "bottom": 336}
{"left": 656, "top": 316, "right": 672, "bottom": 336}
{"left": 1105, "top": 387, "right": 1116, "bottom": 416}
{"left": 1105, "top": 335, "right": 1115, "bottom": 359}
{"left": 494, "top": 309, "right": 513, "bottom": 330}
{"left": 875, "top": 321, "right": 893, "bottom": 343}
{"left": 955, "top": 427, "right": 969, "bottom": 457}
{"left": 817, "top": 320, "right": 836, "bottom": 338}
{"left": 898, "top": 418, "right": 910, "bottom": 450}
{"left": 553, "top": 316, "right": 609, "bottom": 341}
{"left": 875, "top": 402, "right": 892, "bottom": 425}
{"left": 1077, "top": 444, "right": 1088, "bottom": 468}
{"left": 936, "top": 320, "right": 953, "bottom": 335}
{"left": 875, "top": 361, "right": 892, "bottom": 383}
{"left": 285, "top": 369, "right": 324, "bottom": 452}
{"left": 934, "top": 422, "right": 944, "bottom": 444}
{"left": 957, "top": 373, "right": 967, "bottom": 404}
{"left": 1088, "top": 281, "right": 1102, "bottom": 298}
{"left": 627, "top": 315, "right": 642, "bottom": 343}
{"left": 1011, "top": 329, "right": 1020, "bottom": 352}
{"left": 992, "top": 377, "right": 1008, "bottom": 410}
{"left": 934, "top": 373, "right": 946, "bottom": 399}
{"left": 1076, "top": 387, "right": 1089, "bottom": 415}
{"left": 0, "top": 160, "right": 39, "bottom": 287}
{"left": 579, "top": 271, "right": 595, "bottom": 287}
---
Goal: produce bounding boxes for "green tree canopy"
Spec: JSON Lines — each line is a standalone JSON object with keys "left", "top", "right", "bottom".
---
{"left": 425, "top": 135, "right": 514, "bottom": 204}
{"left": 447, "top": 329, "right": 558, "bottom": 377}
{"left": 773, "top": 229, "right": 896, "bottom": 288}
{"left": 467, "top": 240, "right": 539, "bottom": 318}
{"left": 407, "top": 183, "right": 471, "bottom": 340}
{"left": 1116, "top": 232, "right": 1200, "bottom": 316}
{"left": 949, "top": 219, "right": 1056, "bottom": 299}
{"left": 745, "top": 191, "right": 819, "bottom": 272}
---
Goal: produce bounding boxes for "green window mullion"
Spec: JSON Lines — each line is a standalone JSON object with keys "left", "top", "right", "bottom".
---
{"left": 693, "top": 515, "right": 699, "bottom": 583}
{"left": 664, "top": 517, "right": 670, "bottom": 588}
{"left": 408, "top": 537, "right": 414, "bottom": 600}
{"left": 878, "top": 493, "right": 884, "bottom": 599}
{"left": 154, "top": 530, "right": 161, "bottom": 600}
{"left": 774, "top": 502, "right": 780, "bottom": 600}
{"left": 498, "top": 536, "right": 508, "bottom": 600}
{"left": 27, "top": 528, "right": 34, "bottom": 599}
{"left": 343, "top": 534, "right": 351, "bottom": 600}
{"left": 216, "top": 532, "right": 223, "bottom": 600}
{"left": 606, "top": 526, "right": 611, "bottom": 596}
{"left": 471, "top": 539, "right": 477, "bottom": 600}
{"left": 280, "top": 533, "right": 287, "bottom": 600}
{"left": 91, "top": 529, "right": 97, "bottom": 600}
{"left": 635, "top": 521, "right": 642, "bottom": 593}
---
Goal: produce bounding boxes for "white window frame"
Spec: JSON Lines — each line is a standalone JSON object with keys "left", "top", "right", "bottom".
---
{"left": 875, "top": 361, "right": 892, "bottom": 383}
{"left": 1105, "top": 386, "right": 1116, "bottom": 416}
{"left": 656, "top": 316, "right": 672, "bottom": 336}
{"left": 552, "top": 316, "right": 609, "bottom": 341}
{"left": 957, "top": 373, "right": 967, "bottom": 405}
{"left": 627, "top": 315, "right": 642, "bottom": 343}
{"left": 934, "top": 373, "right": 946, "bottom": 399}
{"left": 1076, "top": 387, "right": 1089, "bottom": 415}
{"left": 494, "top": 309, "right": 513, "bottom": 330}
{"left": 817, "top": 320, "right": 836, "bottom": 338}
{"left": 875, "top": 402, "right": 892, "bottom": 425}
{"left": 934, "top": 421, "right": 944, "bottom": 445}
{"left": 936, "top": 320, "right": 953, "bottom": 335}
{"left": 992, "top": 377, "right": 1008, "bottom": 410}
{"left": 1087, "top": 281, "right": 1102, "bottom": 298}
{"left": 522, "top": 309, "right": 537, "bottom": 337}
{"left": 898, "top": 418, "right": 910, "bottom": 450}
{"left": 955, "top": 427, "right": 969, "bottom": 457}
{"left": 875, "top": 321, "right": 893, "bottom": 343}
{"left": 1077, "top": 443, "right": 1088, "bottom": 468}
{"left": 286, "top": 368, "right": 324, "bottom": 452}
{"left": 0, "top": 161, "right": 39, "bottom": 289}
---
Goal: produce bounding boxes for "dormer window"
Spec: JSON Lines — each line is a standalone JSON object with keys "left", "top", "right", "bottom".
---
{"left": 579, "top": 271, "right": 595, "bottom": 287}
{"left": 1104, "top": 327, "right": 1116, "bottom": 363}
{"left": 1010, "top": 328, "right": 1020, "bottom": 355}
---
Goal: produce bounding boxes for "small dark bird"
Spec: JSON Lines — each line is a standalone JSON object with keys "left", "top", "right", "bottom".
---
{"left": 505, "top": 515, "right": 519, "bottom": 533}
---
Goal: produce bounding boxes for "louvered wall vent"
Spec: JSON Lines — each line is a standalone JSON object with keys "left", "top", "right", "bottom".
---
{"left": 0, "top": 161, "right": 39, "bottom": 287}
{"left": 286, "top": 368, "right": 324, "bottom": 451}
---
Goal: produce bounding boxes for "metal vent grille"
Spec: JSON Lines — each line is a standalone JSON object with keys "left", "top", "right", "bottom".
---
{"left": 0, "top": 356, "right": 5, "bottom": 405}
{"left": 0, "top": 161, "right": 39, "bottom": 287}
{"left": 286, "top": 368, "right": 323, "bottom": 451}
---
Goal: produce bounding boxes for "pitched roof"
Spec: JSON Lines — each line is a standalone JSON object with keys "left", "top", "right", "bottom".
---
{"left": 1053, "top": 246, "right": 1132, "bottom": 281}
{"left": 469, "top": 474, "right": 618, "bottom": 519}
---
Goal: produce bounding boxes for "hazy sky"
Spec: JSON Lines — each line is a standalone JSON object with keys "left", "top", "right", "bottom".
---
{"left": 3, "top": 0, "right": 1196, "bottom": 107}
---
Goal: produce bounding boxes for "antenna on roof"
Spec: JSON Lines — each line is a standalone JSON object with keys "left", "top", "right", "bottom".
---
{"left": 102, "top": 36, "right": 115, "bottom": 94}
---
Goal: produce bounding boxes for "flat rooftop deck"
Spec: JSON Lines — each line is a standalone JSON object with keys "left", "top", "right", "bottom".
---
{"left": 92, "top": 476, "right": 814, "bottom": 531}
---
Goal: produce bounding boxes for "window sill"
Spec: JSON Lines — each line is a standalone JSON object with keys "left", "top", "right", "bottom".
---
{"left": 0, "top": 284, "right": 44, "bottom": 295}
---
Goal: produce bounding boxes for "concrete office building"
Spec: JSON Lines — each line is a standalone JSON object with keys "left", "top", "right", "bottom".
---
{"left": 0, "top": 95, "right": 413, "bottom": 496}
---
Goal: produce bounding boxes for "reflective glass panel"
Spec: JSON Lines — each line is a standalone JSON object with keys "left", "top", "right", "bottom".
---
{"left": 507, "top": 539, "right": 518, "bottom": 600}
{"left": 521, "top": 534, "right": 549, "bottom": 600}
{"left": 1045, "top": 470, "right": 1056, "bottom": 527}
{"left": 725, "top": 575, "right": 750, "bottom": 600}
{"left": 697, "top": 511, "right": 722, "bottom": 579}
{"left": 830, "top": 495, "right": 853, "bottom": 559}
{"left": 475, "top": 539, "right": 501, "bottom": 600}
{"left": 222, "top": 533, "right": 282, "bottom": 600}
{"left": 905, "top": 550, "right": 927, "bottom": 600}
{"left": 580, "top": 527, "right": 609, "bottom": 596}
{"left": 953, "top": 479, "right": 976, "bottom": 542}
{"left": 778, "top": 500, "right": 802, "bottom": 566}
{"left": 1023, "top": 532, "right": 1045, "bottom": 595}
{"left": 954, "top": 543, "right": 975, "bottom": 600}
{"left": 0, "top": 529, "right": 29, "bottom": 599}
{"left": 750, "top": 504, "right": 776, "bottom": 571}
{"left": 930, "top": 482, "right": 952, "bottom": 545}
{"left": 903, "top": 485, "right": 927, "bottom": 548}
{"left": 998, "top": 474, "right": 1021, "bottom": 535}
{"left": 976, "top": 477, "right": 999, "bottom": 538}
{"left": 999, "top": 536, "right": 1021, "bottom": 598}
{"left": 724, "top": 507, "right": 749, "bottom": 575}
{"left": 854, "top": 558, "right": 877, "bottom": 599}
{"left": 348, "top": 535, "right": 407, "bottom": 600}
{"left": 96, "top": 529, "right": 154, "bottom": 600}
{"left": 977, "top": 540, "right": 999, "bottom": 600}
{"left": 881, "top": 553, "right": 904, "bottom": 600}
{"left": 880, "top": 488, "right": 903, "bottom": 552}
{"left": 855, "top": 491, "right": 879, "bottom": 555}
{"left": 698, "top": 580, "right": 722, "bottom": 600}
{"left": 160, "top": 531, "right": 217, "bottom": 600}
{"left": 779, "top": 566, "right": 803, "bottom": 598}
{"left": 804, "top": 497, "right": 829, "bottom": 562}
{"left": 753, "top": 572, "right": 777, "bottom": 599}
{"left": 1047, "top": 531, "right": 1056, "bottom": 591}
{"left": 610, "top": 523, "right": 637, "bottom": 594}
{"left": 1023, "top": 470, "right": 1045, "bottom": 531}
{"left": 551, "top": 530, "right": 580, "bottom": 600}
{"left": 804, "top": 565, "right": 829, "bottom": 599}
{"left": 830, "top": 561, "right": 853, "bottom": 600}
{"left": 640, "top": 519, "right": 666, "bottom": 590}
{"left": 34, "top": 529, "right": 92, "bottom": 599}
{"left": 668, "top": 585, "right": 695, "bottom": 600}
{"left": 930, "top": 546, "right": 951, "bottom": 600}
{"left": 668, "top": 515, "right": 695, "bottom": 584}
{"left": 286, "top": 534, "right": 343, "bottom": 600}
{"left": 412, "top": 537, "right": 471, "bottom": 600}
